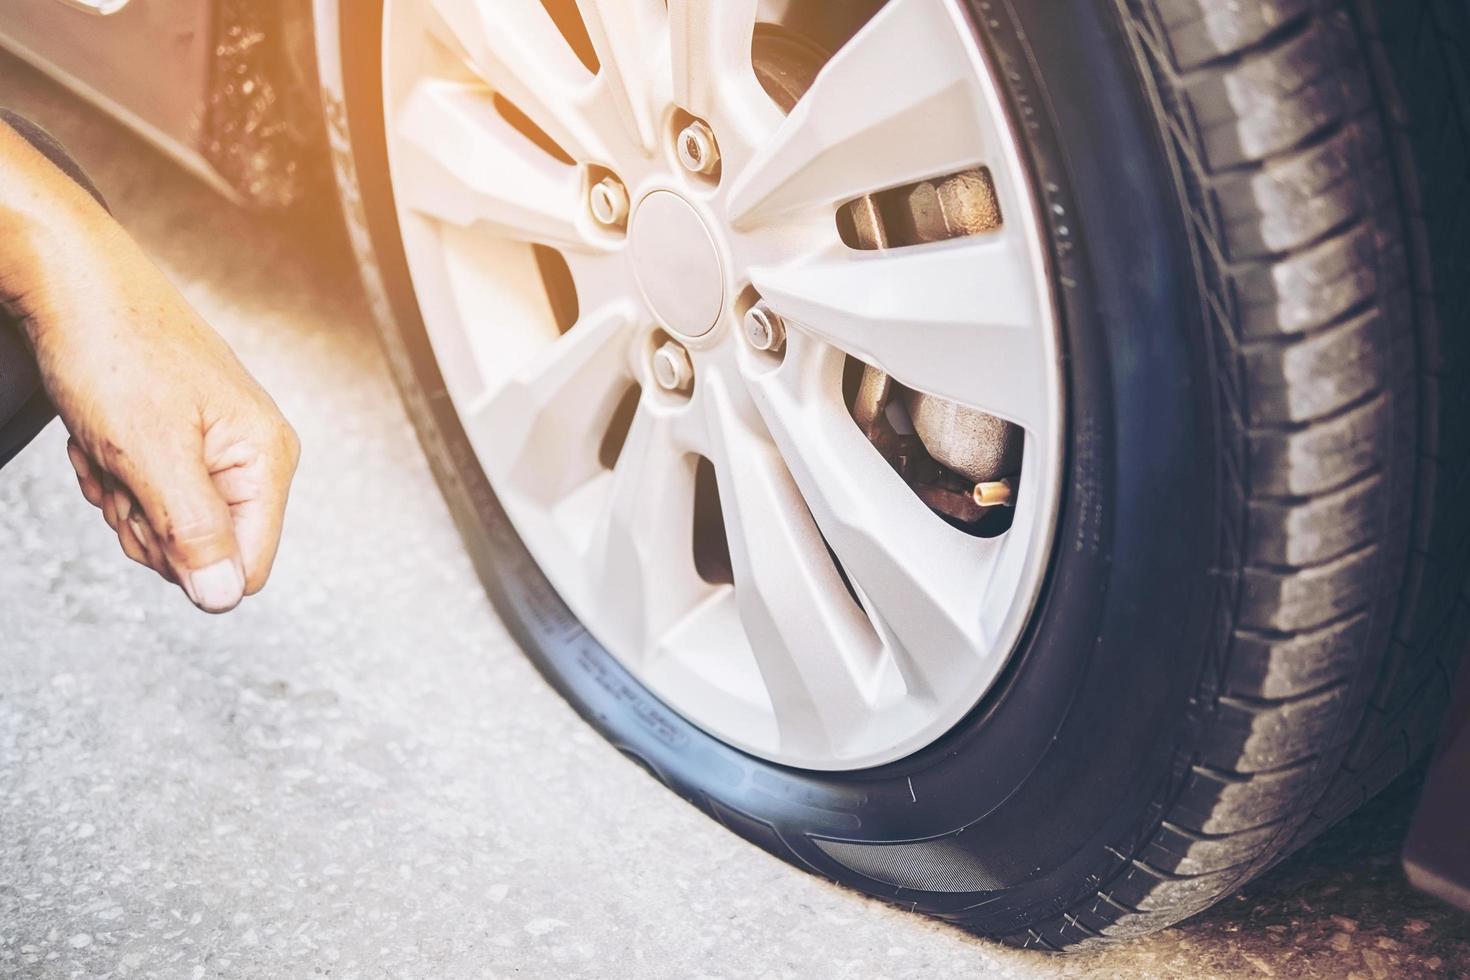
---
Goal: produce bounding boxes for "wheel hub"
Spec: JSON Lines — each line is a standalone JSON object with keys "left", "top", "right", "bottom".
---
{"left": 382, "top": 0, "right": 1065, "bottom": 770}
{"left": 629, "top": 191, "right": 725, "bottom": 340}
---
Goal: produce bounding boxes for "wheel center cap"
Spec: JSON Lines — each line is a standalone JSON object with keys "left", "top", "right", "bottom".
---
{"left": 630, "top": 191, "right": 725, "bottom": 338}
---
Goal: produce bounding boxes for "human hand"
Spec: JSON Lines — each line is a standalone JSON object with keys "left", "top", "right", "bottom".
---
{"left": 1, "top": 180, "right": 298, "bottom": 612}
{"left": 39, "top": 238, "right": 299, "bottom": 611}
{"left": 42, "top": 242, "right": 300, "bottom": 612}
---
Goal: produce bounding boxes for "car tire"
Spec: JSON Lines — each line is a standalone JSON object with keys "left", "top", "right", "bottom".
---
{"left": 317, "top": 0, "right": 1470, "bottom": 947}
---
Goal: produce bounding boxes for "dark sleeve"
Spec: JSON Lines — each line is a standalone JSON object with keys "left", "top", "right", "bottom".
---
{"left": 0, "top": 110, "right": 109, "bottom": 469}
{"left": 0, "top": 109, "right": 108, "bottom": 211}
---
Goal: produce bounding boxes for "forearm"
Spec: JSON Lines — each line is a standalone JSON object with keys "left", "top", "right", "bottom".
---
{"left": 0, "top": 119, "right": 125, "bottom": 344}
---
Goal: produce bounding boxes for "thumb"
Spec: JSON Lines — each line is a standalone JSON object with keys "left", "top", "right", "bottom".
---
{"left": 117, "top": 441, "right": 245, "bottom": 613}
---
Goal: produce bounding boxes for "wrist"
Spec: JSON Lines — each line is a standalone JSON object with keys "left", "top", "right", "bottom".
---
{"left": 0, "top": 124, "right": 116, "bottom": 343}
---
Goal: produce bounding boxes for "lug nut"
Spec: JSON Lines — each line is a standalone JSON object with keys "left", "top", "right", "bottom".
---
{"left": 652, "top": 341, "right": 694, "bottom": 393}
{"left": 589, "top": 176, "right": 629, "bottom": 226}
{"left": 743, "top": 304, "right": 786, "bottom": 352}
{"left": 677, "top": 119, "right": 720, "bottom": 175}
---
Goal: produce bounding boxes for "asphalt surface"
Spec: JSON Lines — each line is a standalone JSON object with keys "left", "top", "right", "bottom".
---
{"left": 2, "top": 50, "right": 1469, "bottom": 980}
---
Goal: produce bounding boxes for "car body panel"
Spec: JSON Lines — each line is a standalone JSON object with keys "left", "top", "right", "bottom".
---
{"left": 1404, "top": 661, "right": 1470, "bottom": 914}
{"left": 0, "top": 0, "right": 211, "bottom": 148}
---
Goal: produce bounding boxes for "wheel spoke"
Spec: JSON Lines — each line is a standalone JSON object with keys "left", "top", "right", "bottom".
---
{"left": 668, "top": 0, "right": 761, "bottom": 121}
{"left": 750, "top": 236, "right": 1049, "bottom": 430}
{"left": 562, "top": 251, "right": 638, "bottom": 330}
{"left": 429, "top": 0, "right": 605, "bottom": 162}
{"left": 703, "top": 376, "right": 880, "bottom": 756}
{"left": 387, "top": 0, "right": 1063, "bottom": 769}
{"left": 575, "top": 0, "right": 665, "bottom": 152}
{"left": 745, "top": 336, "right": 997, "bottom": 698}
{"left": 727, "top": 0, "right": 1001, "bottom": 228}
{"left": 396, "top": 80, "right": 592, "bottom": 251}
{"left": 470, "top": 307, "right": 635, "bottom": 503}
{"left": 584, "top": 401, "right": 705, "bottom": 659}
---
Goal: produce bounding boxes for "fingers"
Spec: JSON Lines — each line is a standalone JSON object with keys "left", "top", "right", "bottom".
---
{"left": 102, "top": 479, "right": 173, "bottom": 579}
{"left": 212, "top": 428, "right": 299, "bottom": 595}
{"left": 67, "top": 439, "right": 104, "bottom": 508}
{"left": 116, "top": 511, "right": 151, "bottom": 567}
{"left": 68, "top": 429, "right": 292, "bottom": 612}
{"left": 115, "top": 493, "right": 175, "bottom": 582}
{"left": 115, "top": 438, "right": 246, "bottom": 614}
{"left": 100, "top": 482, "right": 119, "bottom": 531}
{"left": 129, "top": 519, "right": 174, "bottom": 582}
{"left": 71, "top": 440, "right": 180, "bottom": 583}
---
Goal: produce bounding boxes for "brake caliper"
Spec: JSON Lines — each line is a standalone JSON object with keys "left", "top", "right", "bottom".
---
{"left": 755, "top": 22, "right": 1023, "bottom": 531}
{"left": 842, "top": 172, "right": 1022, "bottom": 530}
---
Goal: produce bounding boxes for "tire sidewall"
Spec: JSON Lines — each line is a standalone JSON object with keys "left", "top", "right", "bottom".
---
{"left": 323, "top": 0, "right": 1220, "bottom": 933}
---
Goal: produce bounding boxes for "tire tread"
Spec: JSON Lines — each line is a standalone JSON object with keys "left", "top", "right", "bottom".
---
{"left": 1004, "top": 0, "right": 1470, "bottom": 948}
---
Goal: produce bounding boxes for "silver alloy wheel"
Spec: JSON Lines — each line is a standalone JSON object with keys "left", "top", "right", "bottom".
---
{"left": 381, "top": 0, "right": 1064, "bottom": 770}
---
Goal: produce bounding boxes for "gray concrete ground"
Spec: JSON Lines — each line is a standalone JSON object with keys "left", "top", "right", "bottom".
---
{"left": 2, "top": 50, "right": 1468, "bottom": 980}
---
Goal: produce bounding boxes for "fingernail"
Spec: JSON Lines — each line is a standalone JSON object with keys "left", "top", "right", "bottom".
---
{"left": 127, "top": 514, "right": 151, "bottom": 548}
{"left": 114, "top": 493, "right": 132, "bottom": 523}
{"left": 184, "top": 559, "right": 245, "bottom": 613}
{"left": 66, "top": 444, "right": 88, "bottom": 478}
